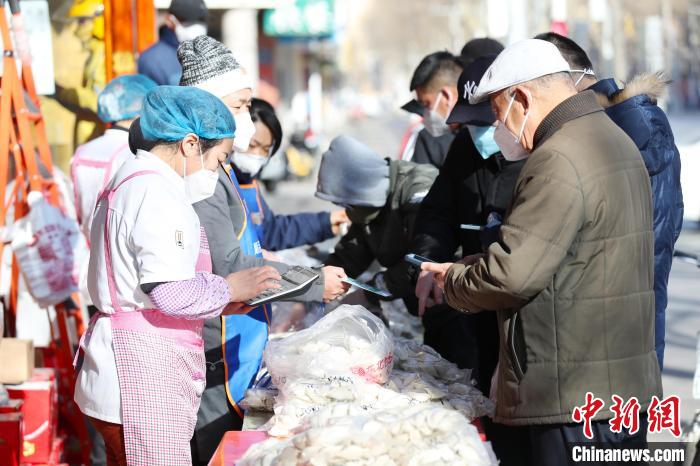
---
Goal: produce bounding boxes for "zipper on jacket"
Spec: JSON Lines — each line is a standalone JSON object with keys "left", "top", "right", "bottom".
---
{"left": 508, "top": 313, "right": 525, "bottom": 381}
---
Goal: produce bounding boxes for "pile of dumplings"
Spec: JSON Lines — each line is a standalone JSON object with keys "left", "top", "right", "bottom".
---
{"left": 240, "top": 306, "right": 497, "bottom": 465}
{"left": 239, "top": 403, "right": 497, "bottom": 466}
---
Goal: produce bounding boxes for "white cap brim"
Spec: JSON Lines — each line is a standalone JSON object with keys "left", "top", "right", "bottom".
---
{"left": 469, "top": 39, "right": 571, "bottom": 104}
{"left": 192, "top": 69, "right": 254, "bottom": 99}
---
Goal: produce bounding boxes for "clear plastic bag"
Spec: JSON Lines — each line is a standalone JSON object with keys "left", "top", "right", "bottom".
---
{"left": 241, "top": 387, "right": 278, "bottom": 412}
{"left": 264, "top": 305, "right": 394, "bottom": 386}
{"left": 270, "top": 302, "right": 326, "bottom": 334}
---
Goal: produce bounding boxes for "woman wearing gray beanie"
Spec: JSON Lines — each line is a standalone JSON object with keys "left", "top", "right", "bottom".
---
{"left": 177, "top": 35, "right": 256, "bottom": 152}
{"left": 177, "top": 36, "right": 350, "bottom": 465}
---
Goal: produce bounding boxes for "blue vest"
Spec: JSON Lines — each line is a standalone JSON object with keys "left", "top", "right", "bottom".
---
{"left": 237, "top": 180, "right": 266, "bottom": 242}
{"left": 222, "top": 167, "right": 270, "bottom": 417}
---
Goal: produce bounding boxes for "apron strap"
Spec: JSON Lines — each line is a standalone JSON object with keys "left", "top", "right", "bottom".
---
{"left": 102, "top": 170, "right": 159, "bottom": 313}
{"left": 72, "top": 142, "right": 129, "bottom": 226}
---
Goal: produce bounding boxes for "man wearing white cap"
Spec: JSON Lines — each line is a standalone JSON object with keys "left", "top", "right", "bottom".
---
{"left": 423, "top": 39, "right": 661, "bottom": 464}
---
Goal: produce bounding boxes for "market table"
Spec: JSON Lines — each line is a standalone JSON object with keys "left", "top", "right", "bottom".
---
{"left": 207, "top": 431, "right": 269, "bottom": 466}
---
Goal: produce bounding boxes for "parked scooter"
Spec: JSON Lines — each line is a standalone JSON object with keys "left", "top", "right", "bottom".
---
{"left": 258, "top": 128, "right": 320, "bottom": 193}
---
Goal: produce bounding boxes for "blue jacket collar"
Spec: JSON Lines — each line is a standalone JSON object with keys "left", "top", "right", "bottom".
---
{"left": 159, "top": 26, "right": 179, "bottom": 49}
{"left": 586, "top": 78, "right": 620, "bottom": 99}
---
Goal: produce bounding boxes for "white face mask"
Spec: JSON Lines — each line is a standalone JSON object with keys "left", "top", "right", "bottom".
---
{"left": 422, "top": 92, "right": 450, "bottom": 138}
{"left": 173, "top": 18, "right": 207, "bottom": 43}
{"left": 231, "top": 151, "right": 268, "bottom": 177}
{"left": 184, "top": 141, "right": 219, "bottom": 204}
{"left": 493, "top": 93, "right": 530, "bottom": 161}
{"left": 232, "top": 112, "right": 256, "bottom": 152}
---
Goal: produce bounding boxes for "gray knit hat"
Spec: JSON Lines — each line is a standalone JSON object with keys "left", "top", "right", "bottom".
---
{"left": 177, "top": 35, "right": 253, "bottom": 98}
{"left": 169, "top": 0, "right": 208, "bottom": 22}
{"left": 315, "top": 135, "right": 390, "bottom": 208}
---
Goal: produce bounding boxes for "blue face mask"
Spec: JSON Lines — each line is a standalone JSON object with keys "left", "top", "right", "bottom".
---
{"left": 466, "top": 125, "right": 500, "bottom": 159}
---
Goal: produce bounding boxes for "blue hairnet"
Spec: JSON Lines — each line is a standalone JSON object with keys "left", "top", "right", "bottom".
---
{"left": 140, "top": 86, "right": 236, "bottom": 142}
{"left": 97, "top": 74, "right": 157, "bottom": 123}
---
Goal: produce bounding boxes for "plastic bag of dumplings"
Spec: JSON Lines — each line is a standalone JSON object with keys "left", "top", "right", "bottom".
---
{"left": 264, "top": 305, "right": 394, "bottom": 387}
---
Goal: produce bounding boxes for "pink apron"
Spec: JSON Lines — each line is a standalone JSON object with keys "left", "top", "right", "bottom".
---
{"left": 71, "top": 142, "right": 128, "bottom": 228}
{"left": 99, "top": 170, "right": 210, "bottom": 465}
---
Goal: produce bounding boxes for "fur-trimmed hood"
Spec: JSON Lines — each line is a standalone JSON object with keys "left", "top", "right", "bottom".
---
{"left": 594, "top": 72, "right": 670, "bottom": 108}
{"left": 588, "top": 72, "right": 677, "bottom": 177}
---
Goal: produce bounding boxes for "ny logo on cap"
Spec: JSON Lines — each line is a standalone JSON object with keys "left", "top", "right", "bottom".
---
{"left": 463, "top": 81, "right": 477, "bottom": 100}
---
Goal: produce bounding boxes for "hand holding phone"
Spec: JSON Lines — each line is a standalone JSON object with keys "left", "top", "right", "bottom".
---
{"left": 404, "top": 253, "right": 435, "bottom": 267}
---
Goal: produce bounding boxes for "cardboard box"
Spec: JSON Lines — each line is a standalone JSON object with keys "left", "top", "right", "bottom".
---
{"left": 0, "top": 412, "right": 23, "bottom": 466}
{"left": 6, "top": 369, "right": 57, "bottom": 464}
{"left": 0, "top": 339, "right": 34, "bottom": 384}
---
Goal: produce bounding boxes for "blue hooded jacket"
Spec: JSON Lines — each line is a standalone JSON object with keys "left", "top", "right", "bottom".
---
{"left": 589, "top": 74, "right": 684, "bottom": 369}
{"left": 231, "top": 165, "right": 334, "bottom": 251}
{"left": 137, "top": 27, "right": 182, "bottom": 86}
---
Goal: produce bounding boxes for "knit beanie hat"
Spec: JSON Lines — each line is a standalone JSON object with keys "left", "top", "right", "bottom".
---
{"left": 177, "top": 35, "right": 253, "bottom": 98}
{"left": 169, "top": 0, "right": 208, "bottom": 23}
{"left": 315, "top": 135, "right": 390, "bottom": 208}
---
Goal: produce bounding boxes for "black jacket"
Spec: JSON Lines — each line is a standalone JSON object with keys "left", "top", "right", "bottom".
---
{"left": 411, "top": 128, "right": 454, "bottom": 168}
{"left": 412, "top": 127, "right": 525, "bottom": 263}
{"left": 411, "top": 127, "right": 525, "bottom": 392}
{"left": 325, "top": 159, "right": 438, "bottom": 299}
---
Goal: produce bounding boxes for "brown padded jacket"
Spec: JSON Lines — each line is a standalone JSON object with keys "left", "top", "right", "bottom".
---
{"left": 443, "top": 90, "right": 662, "bottom": 426}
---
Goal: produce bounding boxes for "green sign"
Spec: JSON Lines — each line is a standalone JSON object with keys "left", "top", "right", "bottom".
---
{"left": 263, "top": 0, "right": 334, "bottom": 38}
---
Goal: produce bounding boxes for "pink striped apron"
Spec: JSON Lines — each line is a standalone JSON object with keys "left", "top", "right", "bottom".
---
{"left": 99, "top": 170, "right": 210, "bottom": 465}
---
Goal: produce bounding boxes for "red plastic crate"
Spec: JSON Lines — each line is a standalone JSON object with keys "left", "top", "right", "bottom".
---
{"left": 0, "top": 412, "right": 23, "bottom": 466}
{"left": 0, "top": 399, "right": 24, "bottom": 414}
{"left": 25, "top": 436, "right": 65, "bottom": 466}
{"left": 6, "top": 369, "right": 58, "bottom": 464}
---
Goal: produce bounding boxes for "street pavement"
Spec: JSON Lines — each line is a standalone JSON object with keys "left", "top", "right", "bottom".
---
{"left": 265, "top": 112, "right": 700, "bottom": 440}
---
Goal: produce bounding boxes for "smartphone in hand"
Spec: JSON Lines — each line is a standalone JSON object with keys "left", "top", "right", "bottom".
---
{"left": 404, "top": 253, "right": 436, "bottom": 267}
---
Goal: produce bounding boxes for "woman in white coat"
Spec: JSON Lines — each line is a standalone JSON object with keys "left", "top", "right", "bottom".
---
{"left": 74, "top": 86, "right": 281, "bottom": 466}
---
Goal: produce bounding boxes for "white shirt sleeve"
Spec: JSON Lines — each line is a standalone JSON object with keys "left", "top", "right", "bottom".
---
{"left": 127, "top": 184, "right": 199, "bottom": 285}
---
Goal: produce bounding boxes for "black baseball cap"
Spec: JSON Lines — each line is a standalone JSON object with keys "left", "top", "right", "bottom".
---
{"left": 169, "top": 0, "right": 208, "bottom": 23}
{"left": 446, "top": 55, "right": 497, "bottom": 126}
{"left": 460, "top": 38, "right": 504, "bottom": 67}
{"left": 400, "top": 99, "right": 425, "bottom": 116}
